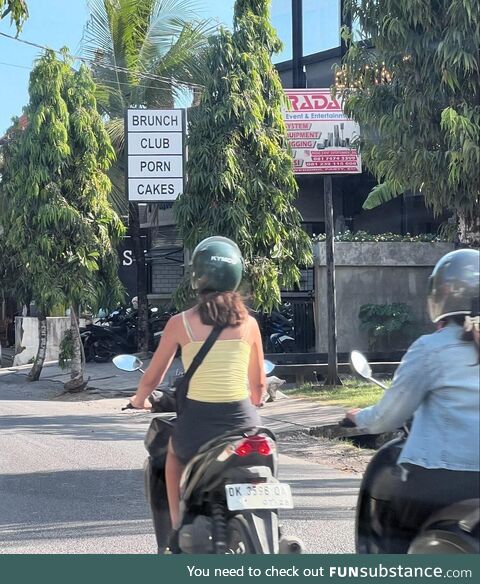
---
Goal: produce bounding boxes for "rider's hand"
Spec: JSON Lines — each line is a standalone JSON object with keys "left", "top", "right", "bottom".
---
{"left": 128, "top": 395, "right": 151, "bottom": 410}
{"left": 346, "top": 408, "right": 362, "bottom": 423}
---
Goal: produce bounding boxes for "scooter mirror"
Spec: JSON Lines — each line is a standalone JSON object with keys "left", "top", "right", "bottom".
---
{"left": 264, "top": 360, "right": 275, "bottom": 375}
{"left": 113, "top": 354, "right": 143, "bottom": 372}
{"left": 350, "top": 350, "right": 372, "bottom": 380}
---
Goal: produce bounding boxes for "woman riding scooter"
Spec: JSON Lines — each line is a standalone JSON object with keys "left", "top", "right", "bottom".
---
{"left": 127, "top": 237, "right": 265, "bottom": 531}
{"left": 347, "top": 248, "right": 480, "bottom": 553}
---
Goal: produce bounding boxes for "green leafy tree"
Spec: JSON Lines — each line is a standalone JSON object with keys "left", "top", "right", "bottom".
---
{"left": 0, "top": 0, "right": 28, "bottom": 33}
{"left": 0, "top": 232, "right": 33, "bottom": 315}
{"left": 337, "top": 0, "right": 479, "bottom": 244}
{"left": 0, "top": 50, "right": 125, "bottom": 386}
{"left": 82, "top": 0, "right": 213, "bottom": 352}
{"left": 174, "top": 0, "right": 312, "bottom": 312}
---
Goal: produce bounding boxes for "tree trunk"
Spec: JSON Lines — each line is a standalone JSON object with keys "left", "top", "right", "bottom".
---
{"left": 129, "top": 202, "right": 150, "bottom": 354}
{"left": 28, "top": 313, "right": 47, "bottom": 381}
{"left": 458, "top": 211, "right": 480, "bottom": 247}
{"left": 64, "top": 306, "right": 86, "bottom": 392}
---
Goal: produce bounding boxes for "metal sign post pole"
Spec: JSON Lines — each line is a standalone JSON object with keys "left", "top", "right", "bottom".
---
{"left": 324, "top": 174, "right": 341, "bottom": 386}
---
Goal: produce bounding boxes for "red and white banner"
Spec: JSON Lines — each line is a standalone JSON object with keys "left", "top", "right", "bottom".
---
{"left": 283, "top": 89, "right": 361, "bottom": 175}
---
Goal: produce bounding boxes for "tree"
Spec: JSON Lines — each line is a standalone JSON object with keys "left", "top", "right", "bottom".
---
{"left": 337, "top": 0, "right": 479, "bottom": 243}
{"left": 0, "top": 50, "right": 125, "bottom": 386}
{"left": 82, "top": 0, "right": 213, "bottom": 353}
{"left": 0, "top": 233, "right": 32, "bottom": 310}
{"left": 0, "top": 0, "right": 28, "bottom": 33}
{"left": 174, "top": 0, "right": 312, "bottom": 312}
{"left": 0, "top": 134, "right": 30, "bottom": 309}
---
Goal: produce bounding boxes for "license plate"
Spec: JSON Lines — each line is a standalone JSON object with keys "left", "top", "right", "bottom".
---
{"left": 225, "top": 483, "right": 293, "bottom": 511}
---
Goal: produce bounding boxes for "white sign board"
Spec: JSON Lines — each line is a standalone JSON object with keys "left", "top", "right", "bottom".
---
{"left": 126, "top": 109, "right": 185, "bottom": 201}
{"left": 283, "top": 89, "right": 361, "bottom": 174}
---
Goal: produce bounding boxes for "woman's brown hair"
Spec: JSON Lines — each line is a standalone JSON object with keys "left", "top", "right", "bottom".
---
{"left": 197, "top": 291, "right": 248, "bottom": 327}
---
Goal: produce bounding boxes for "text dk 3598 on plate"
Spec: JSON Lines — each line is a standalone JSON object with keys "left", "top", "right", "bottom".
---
{"left": 225, "top": 482, "right": 294, "bottom": 511}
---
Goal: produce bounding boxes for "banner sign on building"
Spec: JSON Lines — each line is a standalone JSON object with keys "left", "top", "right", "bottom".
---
{"left": 126, "top": 109, "right": 185, "bottom": 202}
{"left": 283, "top": 89, "right": 361, "bottom": 175}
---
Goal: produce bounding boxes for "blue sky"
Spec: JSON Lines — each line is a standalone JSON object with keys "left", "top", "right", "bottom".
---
{"left": 0, "top": 0, "right": 239, "bottom": 135}
{"left": 0, "top": 0, "right": 87, "bottom": 134}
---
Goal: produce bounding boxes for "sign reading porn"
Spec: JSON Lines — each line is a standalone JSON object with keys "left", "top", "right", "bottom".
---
{"left": 283, "top": 89, "right": 361, "bottom": 175}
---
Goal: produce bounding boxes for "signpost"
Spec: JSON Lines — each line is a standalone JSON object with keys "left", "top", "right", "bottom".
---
{"left": 124, "top": 108, "right": 186, "bottom": 352}
{"left": 283, "top": 89, "right": 361, "bottom": 386}
{"left": 125, "top": 108, "right": 185, "bottom": 202}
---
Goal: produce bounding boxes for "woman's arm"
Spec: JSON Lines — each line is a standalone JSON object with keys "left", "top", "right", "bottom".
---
{"left": 129, "top": 315, "right": 181, "bottom": 409}
{"left": 248, "top": 317, "right": 266, "bottom": 406}
{"left": 349, "top": 337, "right": 432, "bottom": 433}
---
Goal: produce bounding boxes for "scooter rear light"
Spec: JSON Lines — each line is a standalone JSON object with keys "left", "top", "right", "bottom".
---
{"left": 234, "top": 435, "right": 274, "bottom": 457}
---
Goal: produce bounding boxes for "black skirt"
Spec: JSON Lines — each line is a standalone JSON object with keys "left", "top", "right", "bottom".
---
{"left": 171, "top": 397, "right": 261, "bottom": 464}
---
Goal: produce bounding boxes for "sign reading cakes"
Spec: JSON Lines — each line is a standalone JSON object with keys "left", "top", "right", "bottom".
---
{"left": 126, "top": 108, "right": 185, "bottom": 201}
{"left": 283, "top": 89, "right": 361, "bottom": 174}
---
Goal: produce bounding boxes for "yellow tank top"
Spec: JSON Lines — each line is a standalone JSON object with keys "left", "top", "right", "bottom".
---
{"left": 181, "top": 312, "right": 251, "bottom": 403}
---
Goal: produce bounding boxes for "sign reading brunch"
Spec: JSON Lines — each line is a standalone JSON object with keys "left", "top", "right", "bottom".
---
{"left": 283, "top": 89, "right": 362, "bottom": 175}
{"left": 126, "top": 109, "right": 185, "bottom": 202}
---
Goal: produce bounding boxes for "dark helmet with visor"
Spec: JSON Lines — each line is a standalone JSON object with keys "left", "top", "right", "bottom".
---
{"left": 191, "top": 236, "right": 244, "bottom": 293}
{"left": 427, "top": 249, "right": 480, "bottom": 323}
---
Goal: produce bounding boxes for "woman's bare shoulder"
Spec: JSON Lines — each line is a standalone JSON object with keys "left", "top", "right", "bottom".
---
{"left": 245, "top": 315, "right": 261, "bottom": 338}
{"left": 164, "top": 312, "right": 183, "bottom": 331}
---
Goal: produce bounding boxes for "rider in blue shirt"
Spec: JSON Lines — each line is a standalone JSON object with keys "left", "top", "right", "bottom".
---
{"left": 347, "top": 249, "right": 480, "bottom": 551}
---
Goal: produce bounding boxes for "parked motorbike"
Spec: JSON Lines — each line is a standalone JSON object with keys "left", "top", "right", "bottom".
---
{"left": 347, "top": 350, "right": 480, "bottom": 554}
{"left": 81, "top": 309, "right": 136, "bottom": 363}
{"left": 114, "top": 354, "right": 304, "bottom": 555}
{"left": 81, "top": 306, "right": 169, "bottom": 362}
{"left": 266, "top": 310, "right": 296, "bottom": 353}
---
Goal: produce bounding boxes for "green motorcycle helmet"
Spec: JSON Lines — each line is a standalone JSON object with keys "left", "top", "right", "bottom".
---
{"left": 427, "top": 249, "right": 480, "bottom": 323}
{"left": 191, "top": 236, "right": 244, "bottom": 293}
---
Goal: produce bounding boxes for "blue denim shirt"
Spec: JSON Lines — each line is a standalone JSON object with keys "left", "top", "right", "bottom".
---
{"left": 355, "top": 323, "right": 480, "bottom": 471}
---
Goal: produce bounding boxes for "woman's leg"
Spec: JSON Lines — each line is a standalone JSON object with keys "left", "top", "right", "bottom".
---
{"left": 165, "top": 440, "right": 185, "bottom": 528}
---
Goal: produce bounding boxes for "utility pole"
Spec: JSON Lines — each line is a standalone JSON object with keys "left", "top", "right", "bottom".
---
{"left": 324, "top": 175, "right": 341, "bottom": 386}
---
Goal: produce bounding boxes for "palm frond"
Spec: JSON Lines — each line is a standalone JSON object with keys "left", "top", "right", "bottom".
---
{"left": 83, "top": 0, "right": 213, "bottom": 110}
{"left": 105, "top": 116, "right": 126, "bottom": 156}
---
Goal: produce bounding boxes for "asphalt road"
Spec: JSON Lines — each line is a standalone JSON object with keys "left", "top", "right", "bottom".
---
{"left": 0, "top": 376, "right": 359, "bottom": 554}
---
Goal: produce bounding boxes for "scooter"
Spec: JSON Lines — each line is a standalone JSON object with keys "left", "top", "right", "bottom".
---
{"left": 113, "top": 354, "right": 304, "bottom": 555}
{"left": 348, "top": 350, "right": 480, "bottom": 554}
{"left": 82, "top": 307, "right": 164, "bottom": 362}
{"left": 267, "top": 311, "right": 296, "bottom": 353}
{"left": 82, "top": 312, "right": 137, "bottom": 363}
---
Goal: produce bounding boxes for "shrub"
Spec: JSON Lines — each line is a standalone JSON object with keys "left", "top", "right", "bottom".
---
{"left": 313, "top": 230, "right": 447, "bottom": 243}
{"left": 359, "top": 303, "right": 417, "bottom": 350}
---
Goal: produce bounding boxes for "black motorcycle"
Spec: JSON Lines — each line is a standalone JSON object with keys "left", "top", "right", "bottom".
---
{"left": 114, "top": 354, "right": 304, "bottom": 555}
{"left": 348, "top": 350, "right": 480, "bottom": 554}
{"left": 81, "top": 309, "right": 137, "bottom": 363}
{"left": 260, "top": 309, "right": 296, "bottom": 353}
{"left": 82, "top": 306, "right": 170, "bottom": 362}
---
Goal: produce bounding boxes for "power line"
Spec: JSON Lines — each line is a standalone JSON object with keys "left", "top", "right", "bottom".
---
{"left": 0, "top": 61, "right": 31, "bottom": 70}
{"left": 0, "top": 58, "right": 194, "bottom": 96}
{"left": 0, "top": 31, "right": 205, "bottom": 91}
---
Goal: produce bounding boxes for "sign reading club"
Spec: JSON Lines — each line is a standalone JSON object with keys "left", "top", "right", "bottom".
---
{"left": 126, "top": 108, "right": 185, "bottom": 202}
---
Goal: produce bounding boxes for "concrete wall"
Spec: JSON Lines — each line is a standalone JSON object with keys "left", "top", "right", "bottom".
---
{"left": 313, "top": 242, "right": 455, "bottom": 353}
{"left": 13, "top": 317, "right": 84, "bottom": 366}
